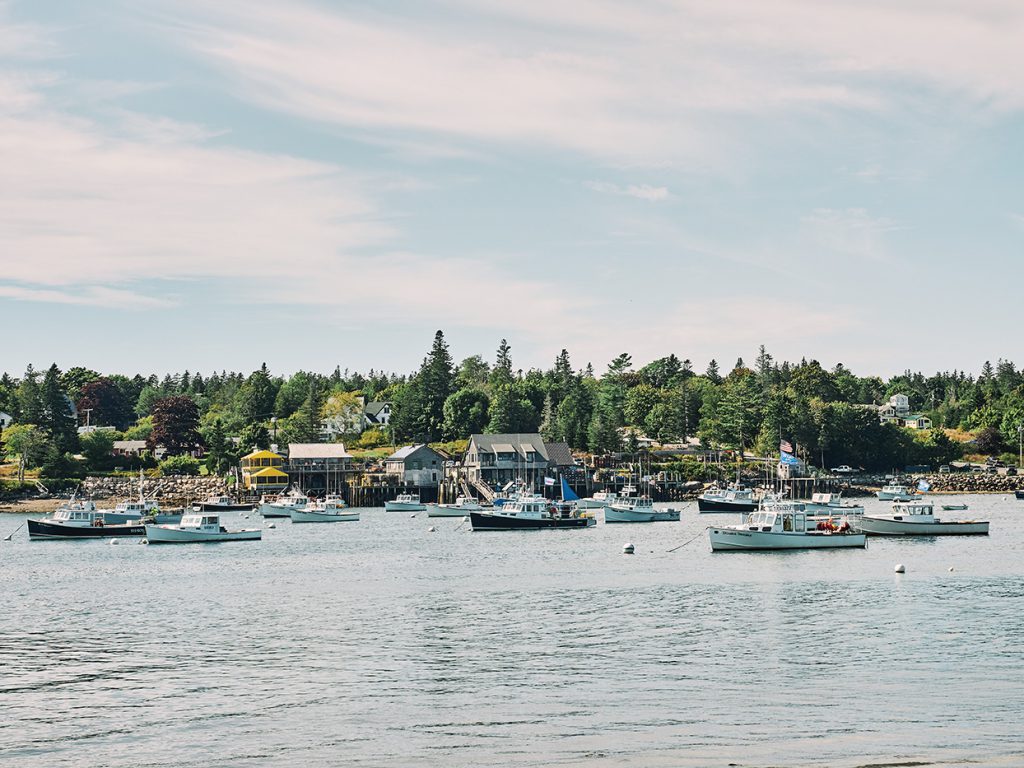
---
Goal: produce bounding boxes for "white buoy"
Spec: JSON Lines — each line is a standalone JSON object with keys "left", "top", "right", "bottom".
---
{"left": 410, "top": 513, "right": 417, "bottom": 518}
{"left": 948, "top": 566, "right": 954, "bottom": 572}
{"left": 463, "top": 515, "right": 469, "bottom": 522}
{"left": 267, "top": 522, "right": 276, "bottom": 529}
{"left": 142, "top": 539, "right": 149, "bottom": 545}
{"left": 428, "top": 526, "right": 436, "bottom": 532}
{"left": 623, "top": 543, "right": 635, "bottom": 555}
{"left": 109, "top": 538, "right": 119, "bottom": 545}
{"left": 894, "top": 563, "right": 906, "bottom": 573}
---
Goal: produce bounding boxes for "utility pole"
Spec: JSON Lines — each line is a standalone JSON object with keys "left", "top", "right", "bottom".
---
{"left": 1018, "top": 424, "right": 1022, "bottom": 469}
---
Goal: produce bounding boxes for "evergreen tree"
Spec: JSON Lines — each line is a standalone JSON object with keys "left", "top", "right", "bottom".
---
{"left": 237, "top": 364, "right": 277, "bottom": 423}
{"left": 490, "top": 339, "right": 514, "bottom": 388}
{"left": 204, "top": 418, "right": 233, "bottom": 475}
{"left": 41, "top": 364, "right": 78, "bottom": 453}
{"left": 705, "top": 359, "right": 722, "bottom": 384}
{"left": 442, "top": 388, "right": 490, "bottom": 439}
{"left": 17, "top": 365, "right": 44, "bottom": 424}
{"left": 238, "top": 423, "right": 272, "bottom": 452}
{"left": 418, "top": 331, "right": 455, "bottom": 440}
{"left": 539, "top": 393, "right": 556, "bottom": 441}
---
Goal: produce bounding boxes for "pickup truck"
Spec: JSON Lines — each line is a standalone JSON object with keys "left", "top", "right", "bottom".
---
{"left": 831, "top": 465, "right": 857, "bottom": 474}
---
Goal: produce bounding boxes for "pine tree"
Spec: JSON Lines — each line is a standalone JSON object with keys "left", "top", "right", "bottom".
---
{"left": 490, "top": 339, "right": 514, "bottom": 389}
{"left": 539, "top": 392, "right": 556, "bottom": 441}
{"left": 705, "top": 359, "right": 722, "bottom": 384}
{"left": 419, "top": 331, "right": 455, "bottom": 440}
{"left": 41, "top": 364, "right": 78, "bottom": 453}
{"left": 204, "top": 418, "right": 233, "bottom": 475}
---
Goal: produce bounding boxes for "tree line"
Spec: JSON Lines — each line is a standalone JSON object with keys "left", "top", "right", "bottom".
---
{"left": 3, "top": 333, "right": 1022, "bottom": 477}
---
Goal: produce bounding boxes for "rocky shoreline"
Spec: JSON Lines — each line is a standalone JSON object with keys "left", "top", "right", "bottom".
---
{"left": 0, "top": 475, "right": 227, "bottom": 513}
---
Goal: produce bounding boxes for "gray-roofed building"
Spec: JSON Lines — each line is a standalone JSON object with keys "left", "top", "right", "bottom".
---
{"left": 465, "top": 433, "right": 561, "bottom": 487}
{"left": 287, "top": 443, "right": 353, "bottom": 494}
{"left": 385, "top": 444, "right": 445, "bottom": 487}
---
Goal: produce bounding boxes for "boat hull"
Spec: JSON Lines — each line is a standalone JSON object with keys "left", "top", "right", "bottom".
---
{"left": 875, "top": 492, "right": 914, "bottom": 502}
{"left": 697, "top": 498, "right": 758, "bottom": 513}
{"left": 259, "top": 504, "right": 298, "bottom": 518}
{"left": 426, "top": 504, "right": 479, "bottom": 517}
{"left": 1015, "top": 490, "right": 1024, "bottom": 500}
{"left": 197, "top": 502, "right": 254, "bottom": 512}
{"left": 28, "top": 519, "right": 147, "bottom": 539}
{"left": 289, "top": 510, "right": 359, "bottom": 523}
{"left": 470, "top": 512, "right": 595, "bottom": 531}
{"left": 604, "top": 506, "right": 680, "bottom": 523}
{"left": 858, "top": 516, "right": 989, "bottom": 536}
{"left": 384, "top": 501, "right": 426, "bottom": 512}
{"left": 144, "top": 525, "right": 262, "bottom": 543}
{"left": 709, "top": 527, "right": 866, "bottom": 551}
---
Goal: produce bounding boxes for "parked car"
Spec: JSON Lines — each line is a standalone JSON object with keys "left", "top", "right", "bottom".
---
{"left": 938, "top": 464, "right": 951, "bottom": 474}
{"left": 831, "top": 465, "right": 857, "bottom": 474}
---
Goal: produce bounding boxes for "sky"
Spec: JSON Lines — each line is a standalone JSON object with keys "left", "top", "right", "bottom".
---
{"left": 2, "top": 0, "right": 1023, "bottom": 380}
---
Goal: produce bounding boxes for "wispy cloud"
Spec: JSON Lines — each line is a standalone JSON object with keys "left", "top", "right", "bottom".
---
{"left": 585, "top": 181, "right": 670, "bottom": 201}
{"left": 152, "top": 0, "right": 1024, "bottom": 166}
{"left": 801, "top": 208, "right": 902, "bottom": 262}
{"left": 0, "top": 284, "right": 175, "bottom": 309}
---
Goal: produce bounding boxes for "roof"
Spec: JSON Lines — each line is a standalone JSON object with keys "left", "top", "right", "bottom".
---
{"left": 242, "top": 449, "right": 284, "bottom": 461}
{"left": 364, "top": 401, "right": 391, "bottom": 416}
{"left": 113, "top": 440, "right": 147, "bottom": 450}
{"left": 386, "top": 443, "right": 442, "bottom": 461}
{"left": 288, "top": 443, "right": 352, "bottom": 459}
{"left": 469, "top": 434, "right": 549, "bottom": 461}
{"left": 250, "top": 467, "right": 289, "bottom": 477}
{"left": 543, "top": 441, "right": 574, "bottom": 467}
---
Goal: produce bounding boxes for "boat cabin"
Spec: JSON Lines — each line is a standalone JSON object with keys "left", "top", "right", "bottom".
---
{"left": 890, "top": 501, "right": 935, "bottom": 519}
{"left": 810, "top": 493, "right": 839, "bottom": 505}
{"left": 115, "top": 500, "right": 159, "bottom": 516}
{"left": 52, "top": 508, "right": 102, "bottom": 525}
{"left": 614, "top": 495, "right": 654, "bottom": 510}
{"left": 179, "top": 514, "right": 225, "bottom": 531}
{"left": 395, "top": 493, "right": 420, "bottom": 504}
{"left": 744, "top": 507, "right": 808, "bottom": 533}
{"left": 500, "top": 498, "right": 551, "bottom": 519}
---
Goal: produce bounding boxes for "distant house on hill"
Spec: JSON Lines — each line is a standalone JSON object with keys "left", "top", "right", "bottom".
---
{"left": 385, "top": 444, "right": 445, "bottom": 487}
{"left": 363, "top": 401, "right": 392, "bottom": 428}
{"left": 0, "top": 411, "right": 12, "bottom": 429}
{"left": 868, "top": 394, "right": 933, "bottom": 430}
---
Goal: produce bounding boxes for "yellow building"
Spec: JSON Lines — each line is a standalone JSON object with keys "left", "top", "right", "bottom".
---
{"left": 241, "top": 449, "right": 289, "bottom": 492}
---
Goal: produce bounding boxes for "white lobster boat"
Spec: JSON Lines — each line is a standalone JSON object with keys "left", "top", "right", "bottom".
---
{"left": 800, "top": 492, "right": 864, "bottom": 516}
{"left": 876, "top": 484, "right": 915, "bottom": 502}
{"left": 385, "top": 493, "right": 426, "bottom": 512}
{"left": 604, "top": 494, "right": 679, "bottom": 523}
{"left": 426, "top": 496, "right": 483, "bottom": 517}
{"left": 290, "top": 496, "right": 359, "bottom": 523}
{"left": 145, "top": 512, "right": 262, "bottom": 544}
{"left": 259, "top": 490, "right": 309, "bottom": 518}
{"left": 708, "top": 500, "right": 866, "bottom": 551}
{"left": 578, "top": 489, "right": 624, "bottom": 510}
{"left": 859, "top": 501, "right": 989, "bottom": 536}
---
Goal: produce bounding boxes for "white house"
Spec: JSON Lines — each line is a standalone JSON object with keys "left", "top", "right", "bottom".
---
{"left": 363, "top": 402, "right": 392, "bottom": 428}
{"left": 872, "top": 394, "right": 932, "bottom": 430}
{"left": 0, "top": 411, "right": 12, "bottom": 429}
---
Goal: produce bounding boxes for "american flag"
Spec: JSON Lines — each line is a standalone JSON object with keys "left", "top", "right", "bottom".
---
{"left": 780, "top": 439, "right": 794, "bottom": 454}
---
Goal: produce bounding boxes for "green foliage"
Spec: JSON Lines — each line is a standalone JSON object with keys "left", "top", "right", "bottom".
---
{"left": 123, "top": 416, "right": 153, "bottom": 441}
{"left": 237, "top": 423, "right": 271, "bottom": 453}
{"left": 81, "top": 429, "right": 118, "bottom": 471}
{"left": 203, "top": 418, "right": 233, "bottom": 475}
{"left": 149, "top": 396, "right": 203, "bottom": 456}
{"left": 443, "top": 388, "right": 490, "bottom": 440}
{"left": 356, "top": 427, "right": 388, "bottom": 449}
{"left": 159, "top": 454, "right": 201, "bottom": 476}
{"left": 41, "top": 364, "right": 78, "bottom": 454}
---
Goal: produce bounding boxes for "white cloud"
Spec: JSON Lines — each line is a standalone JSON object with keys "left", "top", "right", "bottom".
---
{"left": 155, "top": 0, "right": 1024, "bottom": 166}
{"left": 585, "top": 181, "right": 669, "bottom": 201}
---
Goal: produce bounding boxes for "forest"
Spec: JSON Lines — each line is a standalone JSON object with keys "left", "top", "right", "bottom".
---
{"left": 3, "top": 330, "right": 1021, "bottom": 479}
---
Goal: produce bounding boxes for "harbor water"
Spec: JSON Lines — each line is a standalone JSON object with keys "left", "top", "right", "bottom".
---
{"left": 1, "top": 494, "right": 1023, "bottom": 767}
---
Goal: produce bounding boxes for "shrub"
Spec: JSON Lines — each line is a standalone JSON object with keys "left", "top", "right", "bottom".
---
{"left": 159, "top": 455, "right": 201, "bottom": 476}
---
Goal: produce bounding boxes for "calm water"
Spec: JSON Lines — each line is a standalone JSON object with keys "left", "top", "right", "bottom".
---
{"left": 1, "top": 495, "right": 1023, "bottom": 768}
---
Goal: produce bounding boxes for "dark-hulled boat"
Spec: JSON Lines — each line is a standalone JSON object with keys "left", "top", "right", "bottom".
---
{"left": 194, "top": 495, "right": 255, "bottom": 512}
{"left": 28, "top": 507, "right": 147, "bottom": 539}
{"left": 1015, "top": 490, "right": 1024, "bottom": 500}
{"left": 697, "top": 486, "right": 759, "bottom": 513}
{"left": 470, "top": 496, "right": 596, "bottom": 531}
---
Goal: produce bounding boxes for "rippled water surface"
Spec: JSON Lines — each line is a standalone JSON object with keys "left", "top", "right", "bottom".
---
{"left": 2, "top": 494, "right": 1023, "bottom": 767}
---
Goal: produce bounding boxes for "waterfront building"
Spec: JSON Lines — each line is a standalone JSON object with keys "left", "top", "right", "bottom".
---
{"left": 464, "top": 434, "right": 575, "bottom": 489}
{"left": 287, "top": 443, "right": 353, "bottom": 495}
{"left": 241, "top": 449, "right": 288, "bottom": 492}
{"left": 385, "top": 444, "right": 446, "bottom": 487}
